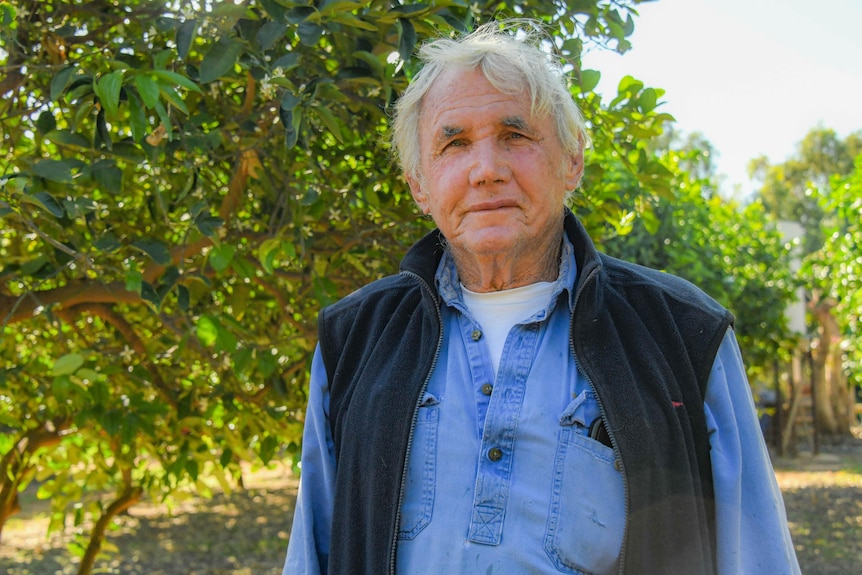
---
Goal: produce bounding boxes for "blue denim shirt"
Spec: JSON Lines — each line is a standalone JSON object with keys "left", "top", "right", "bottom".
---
{"left": 284, "top": 242, "right": 800, "bottom": 575}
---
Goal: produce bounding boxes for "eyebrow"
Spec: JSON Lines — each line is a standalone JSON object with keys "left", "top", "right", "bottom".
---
{"left": 435, "top": 116, "right": 535, "bottom": 144}
{"left": 501, "top": 116, "right": 530, "bottom": 131}
{"left": 440, "top": 126, "right": 463, "bottom": 140}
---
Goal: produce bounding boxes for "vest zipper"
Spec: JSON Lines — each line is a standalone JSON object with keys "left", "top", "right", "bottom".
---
{"left": 388, "top": 270, "right": 445, "bottom": 575}
{"left": 568, "top": 263, "right": 630, "bottom": 575}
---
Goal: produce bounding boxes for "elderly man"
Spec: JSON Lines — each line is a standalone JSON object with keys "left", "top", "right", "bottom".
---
{"left": 283, "top": 21, "right": 800, "bottom": 575}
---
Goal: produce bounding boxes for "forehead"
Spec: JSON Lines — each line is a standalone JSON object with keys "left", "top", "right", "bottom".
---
{"left": 419, "top": 67, "right": 533, "bottom": 132}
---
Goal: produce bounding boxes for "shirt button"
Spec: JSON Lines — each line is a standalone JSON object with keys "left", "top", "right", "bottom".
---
{"left": 487, "top": 447, "right": 503, "bottom": 461}
{"left": 614, "top": 459, "right": 622, "bottom": 472}
{"left": 481, "top": 383, "right": 493, "bottom": 396}
{"left": 471, "top": 329, "right": 482, "bottom": 341}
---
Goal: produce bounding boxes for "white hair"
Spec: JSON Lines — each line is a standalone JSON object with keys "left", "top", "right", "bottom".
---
{"left": 391, "top": 20, "right": 589, "bottom": 183}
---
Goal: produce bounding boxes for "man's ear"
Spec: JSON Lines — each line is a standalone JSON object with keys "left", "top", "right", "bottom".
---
{"left": 564, "top": 150, "right": 585, "bottom": 191}
{"left": 406, "top": 173, "right": 430, "bottom": 215}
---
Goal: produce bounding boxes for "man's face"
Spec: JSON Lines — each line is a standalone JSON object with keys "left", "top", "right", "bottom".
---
{"left": 407, "top": 67, "right": 583, "bottom": 264}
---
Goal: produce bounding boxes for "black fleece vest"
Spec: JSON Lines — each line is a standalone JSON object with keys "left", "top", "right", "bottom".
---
{"left": 320, "top": 212, "right": 733, "bottom": 575}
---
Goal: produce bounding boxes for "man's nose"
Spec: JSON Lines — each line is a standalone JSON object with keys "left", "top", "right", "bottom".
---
{"left": 468, "top": 139, "right": 509, "bottom": 187}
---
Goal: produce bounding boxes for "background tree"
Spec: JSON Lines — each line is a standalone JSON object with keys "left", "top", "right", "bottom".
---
{"left": 751, "top": 127, "right": 862, "bottom": 436}
{"left": 798, "top": 158, "right": 862, "bottom": 434}
{"left": 0, "top": 0, "right": 671, "bottom": 571}
{"left": 602, "top": 136, "right": 798, "bottom": 385}
{"left": 749, "top": 127, "right": 862, "bottom": 253}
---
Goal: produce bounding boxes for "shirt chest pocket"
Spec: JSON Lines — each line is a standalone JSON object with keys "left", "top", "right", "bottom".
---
{"left": 545, "top": 397, "right": 625, "bottom": 575}
{"left": 398, "top": 393, "right": 439, "bottom": 540}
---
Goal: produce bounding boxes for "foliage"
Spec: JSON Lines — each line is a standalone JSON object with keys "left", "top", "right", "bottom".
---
{"left": 749, "top": 127, "right": 862, "bottom": 253}
{"left": 0, "top": 0, "right": 667, "bottom": 571}
{"left": 802, "top": 158, "right": 862, "bottom": 387}
{"left": 752, "top": 126, "right": 862, "bottom": 434}
{"left": 601, "top": 143, "right": 798, "bottom": 382}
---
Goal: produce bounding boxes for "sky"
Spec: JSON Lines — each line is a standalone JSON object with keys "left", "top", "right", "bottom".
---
{"left": 581, "top": 0, "right": 862, "bottom": 197}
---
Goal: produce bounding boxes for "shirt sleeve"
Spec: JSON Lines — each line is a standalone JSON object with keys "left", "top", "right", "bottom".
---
{"left": 705, "top": 328, "right": 801, "bottom": 575}
{"left": 283, "top": 345, "right": 336, "bottom": 575}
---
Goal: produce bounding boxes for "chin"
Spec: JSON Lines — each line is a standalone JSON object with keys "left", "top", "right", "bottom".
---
{"left": 459, "top": 229, "right": 522, "bottom": 255}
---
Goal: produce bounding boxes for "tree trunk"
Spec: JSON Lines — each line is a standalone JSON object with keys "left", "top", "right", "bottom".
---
{"left": 811, "top": 297, "right": 853, "bottom": 435}
{"left": 76, "top": 484, "right": 143, "bottom": 575}
{"left": 0, "top": 424, "right": 66, "bottom": 539}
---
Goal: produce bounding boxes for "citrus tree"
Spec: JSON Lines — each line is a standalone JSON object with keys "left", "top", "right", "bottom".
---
{"left": 0, "top": 0, "right": 669, "bottom": 571}
{"left": 601, "top": 141, "right": 798, "bottom": 384}
{"left": 799, "top": 158, "right": 862, "bottom": 433}
{"left": 751, "top": 127, "right": 862, "bottom": 435}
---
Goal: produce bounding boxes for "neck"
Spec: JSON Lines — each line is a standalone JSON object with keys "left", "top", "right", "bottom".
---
{"left": 451, "top": 240, "right": 561, "bottom": 293}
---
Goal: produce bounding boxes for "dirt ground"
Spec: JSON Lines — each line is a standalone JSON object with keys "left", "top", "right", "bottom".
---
{"left": 1, "top": 438, "right": 861, "bottom": 575}
{"left": 772, "top": 432, "right": 862, "bottom": 575}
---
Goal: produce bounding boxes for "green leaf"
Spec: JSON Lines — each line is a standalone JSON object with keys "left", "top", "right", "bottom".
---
{"left": 92, "top": 159, "right": 124, "bottom": 193}
{"left": 272, "top": 53, "right": 299, "bottom": 72}
{"left": 33, "top": 158, "right": 79, "bottom": 183}
{"left": 197, "top": 315, "right": 219, "bottom": 346}
{"left": 50, "top": 66, "right": 78, "bottom": 101}
{"left": 134, "top": 75, "right": 161, "bottom": 109}
{"left": 177, "top": 19, "right": 198, "bottom": 60}
{"left": 159, "top": 85, "right": 190, "bottom": 115}
{"left": 215, "top": 326, "right": 237, "bottom": 353}
{"left": 195, "top": 212, "right": 223, "bottom": 237}
{"left": 96, "top": 108, "right": 112, "bottom": 150}
{"left": 128, "top": 93, "right": 147, "bottom": 142}
{"left": 140, "top": 281, "right": 162, "bottom": 307}
{"left": 198, "top": 38, "right": 243, "bottom": 83}
{"left": 101, "top": 410, "right": 122, "bottom": 436}
{"left": 27, "top": 192, "right": 66, "bottom": 217}
{"left": 154, "top": 99, "right": 173, "bottom": 140}
{"left": 318, "top": 0, "right": 364, "bottom": 16}
{"left": 177, "top": 284, "right": 190, "bottom": 311}
{"left": 209, "top": 243, "right": 235, "bottom": 272}
{"left": 0, "top": 2, "right": 16, "bottom": 26}
{"left": 44, "top": 129, "right": 89, "bottom": 148}
{"left": 259, "top": 0, "right": 288, "bottom": 22}
{"left": 330, "top": 12, "right": 378, "bottom": 31}
{"left": 94, "top": 232, "right": 121, "bottom": 252}
{"left": 36, "top": 111, "right": 57, "bottom": 134}
{"left": 398, "top": 18, "right": 417, "bottom": 62}
{"left": 297, "top": 22, "right": 324, "bottom": 46}
{"left": 258, "top": 238, "right": 281, "bottom": 274}
{"left": 220, "top": 448, "right": 234, "bottom": 467}
{"left": 259, "top": 435, "right": 278, "bottom": 464}
{"left": 94, "top": 70, "right": 125, "bottom": 117}
{"left": 258, "top": 351, "right": 276, "bottom": 377}
{"left": 52, "top": 376, "right": 72, "bottom": 401}
{"left": 638, "top": 88, "right": 658, "bottom": 113}
{"left": 578, "top": 69, "right": 601, "bottom": 93}
{"left": 53, "top": 353, "right": 85, "bottom": 376}
{"left": 281, "top": 91, "right": 300, "bottom": 111}
{"left": 313, "top": 105, "right": 344, "bottom": 143}
{"left": 151, "top": 69, "right": 203, "bottom": 93}
{"left": 256, "top": 21, "right": 287, "bottom": 51}
{"left": 125, "top": 269, "right": 143, "bottom": 293}
{"left": 132, "top": 239, "right": 172, "bottom": 265}
{"left": 353, "top": 51, "right": 384, "bottom": 79}
{"left": 286, "top": 6, "right": 317, "bottom": 24}
{"left": 386, "top": 4, "right": 431, "bottom": 20}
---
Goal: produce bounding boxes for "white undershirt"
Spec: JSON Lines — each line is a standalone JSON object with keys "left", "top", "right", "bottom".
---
{"left": 461, "top": 281, "right": 557, "bottom": 377}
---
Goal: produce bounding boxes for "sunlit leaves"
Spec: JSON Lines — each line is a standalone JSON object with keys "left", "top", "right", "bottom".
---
{"left": 176, "top": 19, "right": 198, "bottom": 60}
{"left": 52, "top": 353, "right": 86, "bottom": 376}
{"left": 94, "top": 70, "right": 125, "bottom": 118}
